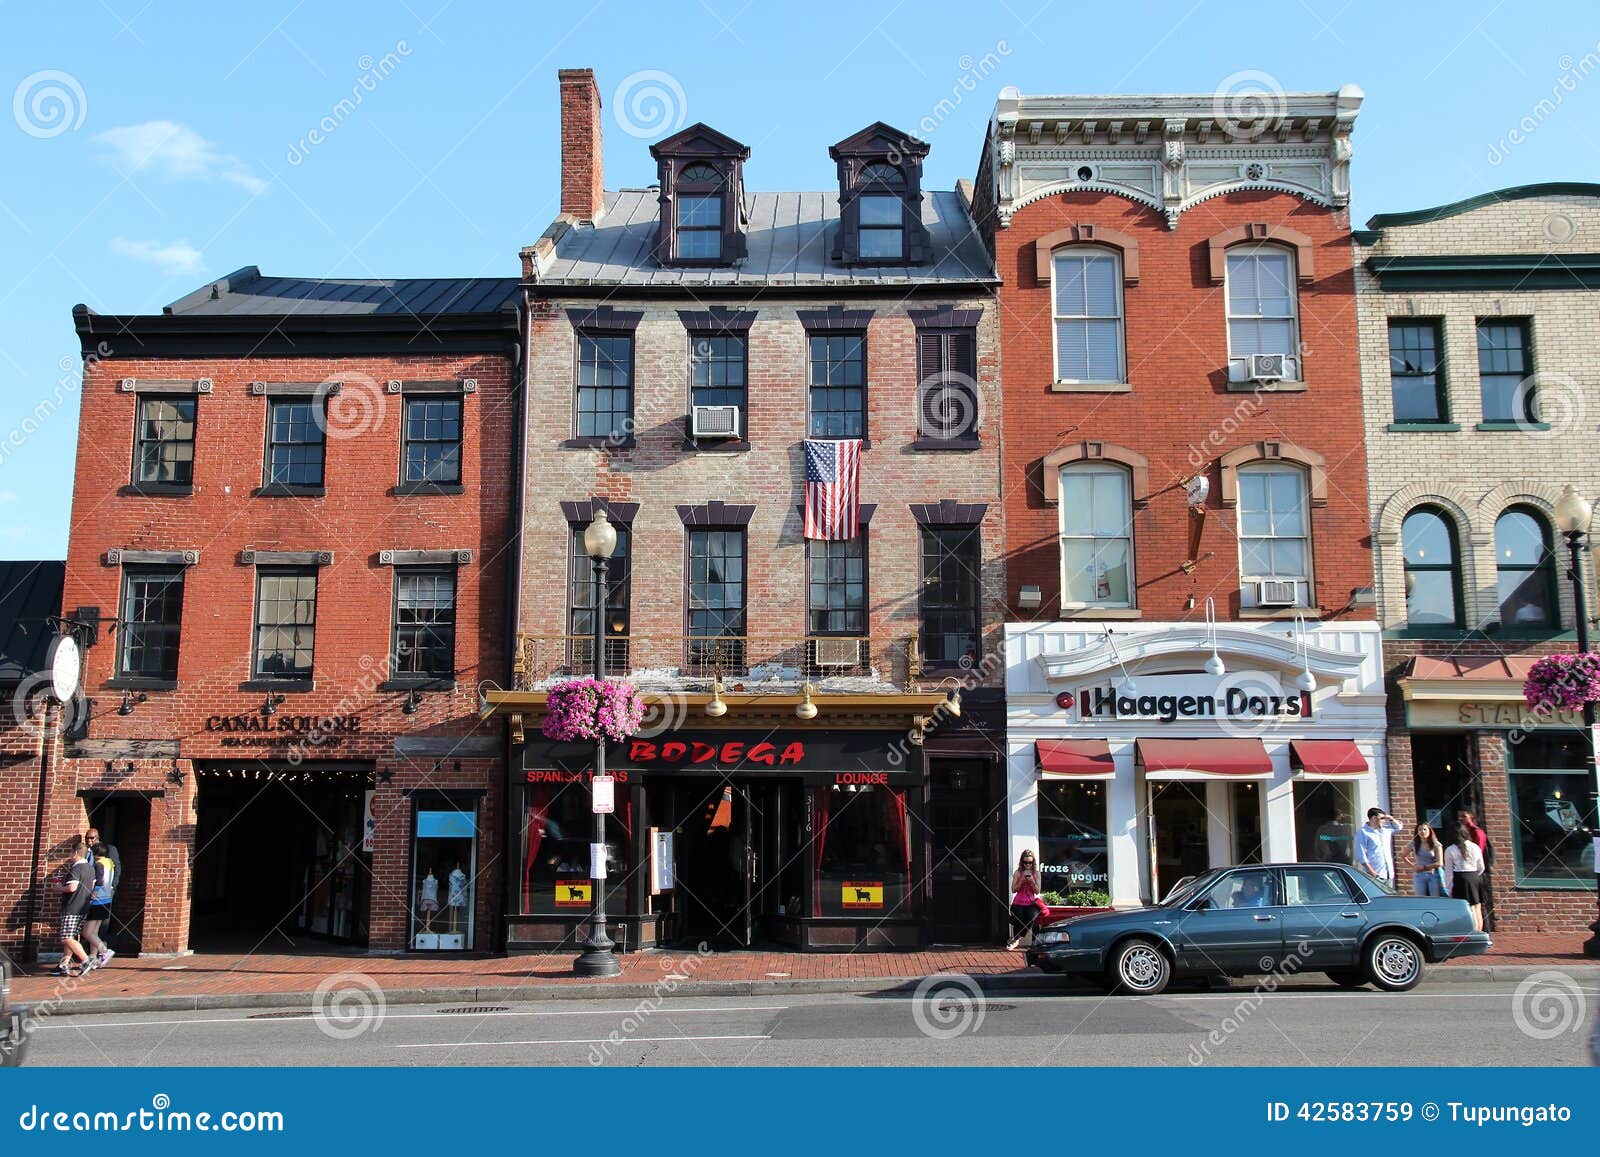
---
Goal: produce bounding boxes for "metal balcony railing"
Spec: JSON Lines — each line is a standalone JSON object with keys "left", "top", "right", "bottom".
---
{"left": 512, "top": 634, "right": 917, "bottom": 692}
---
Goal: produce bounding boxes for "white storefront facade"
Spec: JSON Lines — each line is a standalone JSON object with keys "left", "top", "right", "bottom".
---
{"left": 1006, "top": 621, "right": 1388, "bottom": 907}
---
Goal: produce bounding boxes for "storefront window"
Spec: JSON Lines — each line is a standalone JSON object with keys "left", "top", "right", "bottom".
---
{"left": 519, "top": 781, "right": 632, "bottom": 914}
{"left": 1293, "top": 780, "right": 1356, "bottom": 864}
{"left": 411, "top": 802, "right": 477, "bottom": 951}
{"left": 1507, "top": 732, "right": 1597, "bottom": 887}
{"left": 813, "top": 785, "right": 910, "bottom": 918}
{"left": 1037, "top": 781, "right": 1109, "bottom": 895}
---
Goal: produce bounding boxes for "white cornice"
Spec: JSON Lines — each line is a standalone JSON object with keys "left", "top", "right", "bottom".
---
{"left": 1031, "top": 623, "right": 1367, "bottom": 683}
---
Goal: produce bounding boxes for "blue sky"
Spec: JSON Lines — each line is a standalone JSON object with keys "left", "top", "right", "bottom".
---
{"left": 2, "top": 0, "right": 1597, "bottom": 558}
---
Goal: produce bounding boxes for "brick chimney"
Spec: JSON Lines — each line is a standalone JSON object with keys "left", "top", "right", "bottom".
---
{"left": 558, "top": 68, "right": 604, "bottom": 222}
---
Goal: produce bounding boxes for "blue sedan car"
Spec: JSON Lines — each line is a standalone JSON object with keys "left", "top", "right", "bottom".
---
{"left": 1025, "top": 862, "right": 1490, "bottom": 995}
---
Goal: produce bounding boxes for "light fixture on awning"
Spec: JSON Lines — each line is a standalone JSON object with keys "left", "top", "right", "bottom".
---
{"left": 1289, "top": 739, "right": 1370, "bottom": 779}
{"left": 1036, "top": 739, "right": 1116, "bottom": 779}
{"left": 1136, "top": 737, "right": 1273, "bottom": 780}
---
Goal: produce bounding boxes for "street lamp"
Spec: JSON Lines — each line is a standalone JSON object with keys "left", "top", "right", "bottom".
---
{"left": 1554, "top": 485, "right": 1600, "bottom": 958}
{"left": 573, "top": 508, "right": 622, "bottom": 978}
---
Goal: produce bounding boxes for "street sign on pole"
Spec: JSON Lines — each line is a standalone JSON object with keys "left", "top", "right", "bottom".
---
{"left": 592, "top": 774, "right": 615, "bottom": 814}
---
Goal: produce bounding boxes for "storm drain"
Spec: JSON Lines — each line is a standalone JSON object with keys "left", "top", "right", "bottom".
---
{"left": 435, "top": 1005, "right": 510, "bottom": 1015}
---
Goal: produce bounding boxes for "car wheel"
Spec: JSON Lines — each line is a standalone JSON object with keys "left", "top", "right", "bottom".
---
{"left": 1363, "top": 933, "right": 1424, "bottom": 991}
{"left": 1324, "top": 970, "right": 1367, "bottom": 989}
{"left": 1109, "top": 938, "right": 1171, "bottom": 995}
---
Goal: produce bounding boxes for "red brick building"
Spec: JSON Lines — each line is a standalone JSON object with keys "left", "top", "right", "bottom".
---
{"left": 482, "top": 69, "right": 1011, "bottom": 952}
{"left": 980, "top": 88, "right": 1391, "bottom": 905}
{"left": 1, "top": 274, "right": 518, "bottom": 960}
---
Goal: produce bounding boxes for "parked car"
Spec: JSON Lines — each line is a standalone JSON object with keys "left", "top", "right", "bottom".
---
{"left": 1025, "top": 862, "right": 1490, "bottom": 995}
{"left": 0, "top": 956, "right": 28, "bottom": 1066}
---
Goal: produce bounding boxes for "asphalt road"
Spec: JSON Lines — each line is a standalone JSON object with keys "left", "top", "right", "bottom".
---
{"left": 21, "top": 978, "right": 1600, "bottom": 1067}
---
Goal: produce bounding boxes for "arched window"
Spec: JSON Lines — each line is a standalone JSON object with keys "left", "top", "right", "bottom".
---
{"left": 1052, "top": 248, "right": 1124, "bottom": 385}
{"left": 1401, "top": 506, "right": 1462, "bottom": 627}
{"left": 1237, "top": 464, "right": 1310, "bottom": 609}
{"left": 1058, "top": 464, "right": 1134, "bottom": 608}
{"left": 1495, "top": 507, "right": 1559, "bottom": 627}
{"left": 1225, "top": 244, "right": 1300, "bottom": 381}
{"left": 858, "top": 162, "right": 904, "bottom": 188}
{"left": 674, "top": 164, "right": 725, "bottom": 260}
{"left": 856, "top": 163, "right": 907, "bottom": 260}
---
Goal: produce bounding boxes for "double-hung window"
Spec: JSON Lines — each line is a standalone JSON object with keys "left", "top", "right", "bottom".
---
{"left": 1476, "top": 320, "right": 1533, "bottom": 424}
{"left": 1401, "top": 507, "right": 1463, "bottom": 628}
{"left": 807, "top": 538, "right": 867, "bottom": 636}
{"left": 253, "top": 567, "right": 318, "bottom": 679}
{"left": 1238, "top": 466, "right": 1311, "bottom": 608}
{"left": 266, "top": 398, "right": 327, "bottom": 487}
{"left": 393, "top": 568, "right": 457, "bottom": 678}
{"left": 1387, "top": 321, "right": 1447, "bottom": 423}
{"left": 569, "top": 522, "right": 630, "bottom": 670}
{"left": 1058, "top": 466, "right": 1134, "bottom": 608}
{"left": 118, "top": 566, "right": 185, "bottom": 681}
{"left": 808, "top": 333, "right": 866, "bottom": 439}
{"left": 674, "top": 163, "right": 725, "bottom": 261}
{"left": 687, "top": 529, "right": 746, "bottom": 672}
{"left": 401, "top": 396, "right": 462, "bottom": 484}
{"left": 576, "top": 332, "right": 635, "bottom": 441}
{"left": 1225, "top": 247, "right": 1300, "bottom": 379}
{"left": 690, "top": 334, "right": 747, "bottom": 439}
{"left": 134, "top": 396, "right": 196, "bottom": 486}
{"left": 1052, "top": 250, "right": 1123, "bottom": 384}
{"left": 1495, "top": 507, "right": 1558, "bottom": 627}
{"left": 918, "top": 526, "right": 980, "bottom": 668}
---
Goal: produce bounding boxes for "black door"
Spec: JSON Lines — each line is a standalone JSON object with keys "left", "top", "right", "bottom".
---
{"left": 928, "top": 760, "right": 998, "bottom": 943}
{"left": 83, "top": 795, "right": 150, "bottom": 957}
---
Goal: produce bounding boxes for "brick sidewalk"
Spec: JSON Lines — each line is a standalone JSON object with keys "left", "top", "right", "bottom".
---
{"left": 10, "top": 932, "right": 1594, "bottom": 1007}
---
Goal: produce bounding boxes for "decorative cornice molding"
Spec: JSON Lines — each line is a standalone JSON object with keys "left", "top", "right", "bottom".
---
{"left": 1032, "top": 623, "right": 1366, "bottom": 682}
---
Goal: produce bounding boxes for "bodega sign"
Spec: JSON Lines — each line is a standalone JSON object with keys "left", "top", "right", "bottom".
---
{"left": 1055, "top": 680, "right": 1310, "bottom": 723}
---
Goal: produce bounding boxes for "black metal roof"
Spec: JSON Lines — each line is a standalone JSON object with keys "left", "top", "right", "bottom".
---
{"left": 0, "top": 561, "right": 65, "bottom": 687}
{"left": 164, "top": 266, "right": 519, "bottom": 317}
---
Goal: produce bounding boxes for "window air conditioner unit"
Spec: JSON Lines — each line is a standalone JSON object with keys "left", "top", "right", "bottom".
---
{"left": 692, "top": 404, "right": 741, "bottom": 439}
{"left": 1255, "top": 579, "right": 1299, "bottom": 607}
{"left": 812, "top": 638, "right": 862, "bottom": 668}
{"left": 1246, "top": 353, "right": 1288, "bottom": 382}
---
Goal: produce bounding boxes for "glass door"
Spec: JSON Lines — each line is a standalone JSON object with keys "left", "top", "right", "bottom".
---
{"left": 1148, "top": 781, "right": 1210, "bottom": 901}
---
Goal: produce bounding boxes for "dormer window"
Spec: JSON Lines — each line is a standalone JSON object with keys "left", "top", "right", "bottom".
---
{"left": 650, "top": 123, "right": 750, "bottom": 267}
{"left": 675, "top": 164, "right": 724, "bottom": 260}
{"left": 830, "top": 122, "right": 932, "bottom": 265}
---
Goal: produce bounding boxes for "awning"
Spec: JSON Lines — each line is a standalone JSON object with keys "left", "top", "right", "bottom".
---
{"left": 1036, "top": 739, "right": 1116, "bottom": 779}
{"left": 1290, "top": 739, "right": 1370, "bottom": 779}
{"left": 1136, "top": 738, "right": 1273, "bottom": 780}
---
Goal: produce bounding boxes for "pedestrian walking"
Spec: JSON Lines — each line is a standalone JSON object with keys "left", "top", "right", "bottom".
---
{"left": 55, "top": 844, "right": 97, "bottom": 977}
{"left": 1354, "top": 807, "right": 1402, "bottom": 887}
{"left": 1442, "top": 822, "right": 1486, "bottom": 931}
{"left": 81, "top": 837, "right": 118, "bottom": 969}
{"left": 1406, "top": 822, "right": 1446, "bottom": 897}
{"left": 1006, "top": 849, "right": 1043, "bottom": 950}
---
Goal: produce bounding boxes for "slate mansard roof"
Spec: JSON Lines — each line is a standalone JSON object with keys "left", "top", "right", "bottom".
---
{"left": 528, "top": 189, "right": 997, "bottom": 289}
{"left": 0, "top": 561, "right": 65, "bottom": 688}
{"left": 159, "top": 267, "right": 519, "bottom": 317}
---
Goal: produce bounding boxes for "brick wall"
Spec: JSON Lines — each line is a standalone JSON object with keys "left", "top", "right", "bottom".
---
{"left": 994, "top": 189, "right": 1373, "bottom": 623}
{"left": 1, "top": 351, "right": 514, "bottom": 958}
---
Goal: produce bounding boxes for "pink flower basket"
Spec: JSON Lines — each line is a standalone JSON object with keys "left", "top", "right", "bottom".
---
{"left": 1522, "top": 653, "right": 1600, "bottom": 714}
{"left": 541, "top": 677, "right": 647, "bottom": 744}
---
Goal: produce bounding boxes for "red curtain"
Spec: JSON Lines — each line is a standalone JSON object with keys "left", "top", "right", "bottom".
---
{"left": 887, "top": 787, "right": 911, "bottom": 901}
{"left": 812, "top": 787, "right": 831, "bottom": 917}
{"left": 522, "top": 785, "right": 551, "bottom": 912}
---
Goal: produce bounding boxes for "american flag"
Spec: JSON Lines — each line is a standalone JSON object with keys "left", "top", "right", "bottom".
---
{"left": 803, "top": 439, "right": 861, "bottom": 540}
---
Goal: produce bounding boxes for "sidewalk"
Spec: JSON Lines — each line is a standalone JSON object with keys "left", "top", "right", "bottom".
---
{"left": 10, "top": 933, "right": 1597, "bottom": 1016}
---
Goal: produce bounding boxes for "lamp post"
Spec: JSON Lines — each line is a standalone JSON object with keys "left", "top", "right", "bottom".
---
{"left": 573, "top": 509, "right": 622, "bottom": 978}
{"left": 1554, "top": 485, "right": 1600, "bottom": 958}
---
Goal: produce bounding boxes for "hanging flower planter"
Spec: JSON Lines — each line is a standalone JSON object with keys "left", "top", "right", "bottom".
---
{"left": 541, "top": 677, "right": 647, "bottom": 743}
{"left": 1522, "top": 653, "right": 1600, "bottom": 714}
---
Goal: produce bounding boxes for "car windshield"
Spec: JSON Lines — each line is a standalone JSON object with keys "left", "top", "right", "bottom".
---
{"left": 1158, "top": 870, "right": 1220, "bottom": 907}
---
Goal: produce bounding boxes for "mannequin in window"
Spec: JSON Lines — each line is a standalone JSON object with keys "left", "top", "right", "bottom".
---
{"left": 447, "top": 863, "right": 468, "bottom": 933}
{"left": 419, "top": 867, "right": 439, "bottom": 932}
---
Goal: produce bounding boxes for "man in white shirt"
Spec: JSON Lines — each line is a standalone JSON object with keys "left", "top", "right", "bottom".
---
{"left": 1353, "top": 807, "right": 1402, "bottom": 887}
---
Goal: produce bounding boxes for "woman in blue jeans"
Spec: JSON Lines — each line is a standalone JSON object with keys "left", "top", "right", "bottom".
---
{"left": 1406, "top": 822, "right": 1446, "bottom": 897}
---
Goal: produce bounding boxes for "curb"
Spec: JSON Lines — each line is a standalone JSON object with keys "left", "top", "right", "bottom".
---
{"left": 17, "top": 962, "right": 1600, "bottom": 1018}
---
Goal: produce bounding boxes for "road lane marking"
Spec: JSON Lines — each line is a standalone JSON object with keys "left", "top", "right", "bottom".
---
{"left": 38, "top": 1005, "right": 790, "bottom": 1031}
{"left": 396, "top": 1034, "right": 771, "bottom": 1049}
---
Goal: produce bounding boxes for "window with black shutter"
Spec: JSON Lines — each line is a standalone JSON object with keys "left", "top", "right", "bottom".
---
{"left": 915, "top": 328, "right": 979, "bottom": 447}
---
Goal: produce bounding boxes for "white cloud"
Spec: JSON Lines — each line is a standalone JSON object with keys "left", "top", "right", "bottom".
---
{"left": 110, "top": 237, "right": 207, "bottom": 275}
{"left": 94, "top": 120, "right": 268, "bottom": 196}
{"left": 0, "top": 491, "right": 17, "bottom": 504}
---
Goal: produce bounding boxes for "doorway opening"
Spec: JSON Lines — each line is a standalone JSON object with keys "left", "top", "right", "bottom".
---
{"left": 82, "top": 794, "right": 151, "bottom": 957}
{"left": 190, "top": 763, "right": 373, "bottom": 952}
{"left": 1149, "top": 781, "right": 1210, "bottom": 900}
{"left": 928, "top": 760, "right": 999, "bottom": 943}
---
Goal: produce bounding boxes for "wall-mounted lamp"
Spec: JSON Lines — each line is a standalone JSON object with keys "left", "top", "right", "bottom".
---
{"left": 705, "top": 679, "right": 728, "bottom": 718}
{"left": 795, "top": 683, "right": 818, "bottom": 721}
{"left": 401, "top": 688, "right": 423, "bottom": 716}
{"left": 261, "top": 693, "right": 285, "bottom": 717}
{"left": 935, "top": 678, "right": 963, "bottom": 718}
{"left": 117, "top": 691, "right": 147, "bottom": 716}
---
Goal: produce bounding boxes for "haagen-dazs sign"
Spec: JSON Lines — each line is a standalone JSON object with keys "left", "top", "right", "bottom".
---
{"left": 1055, "top": 675, "right": 1310, "bottom": 723}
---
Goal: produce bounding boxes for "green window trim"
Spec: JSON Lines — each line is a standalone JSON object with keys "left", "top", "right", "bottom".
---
{"left": 1386, "top": 422, "right": 1461, "bottom": 433}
